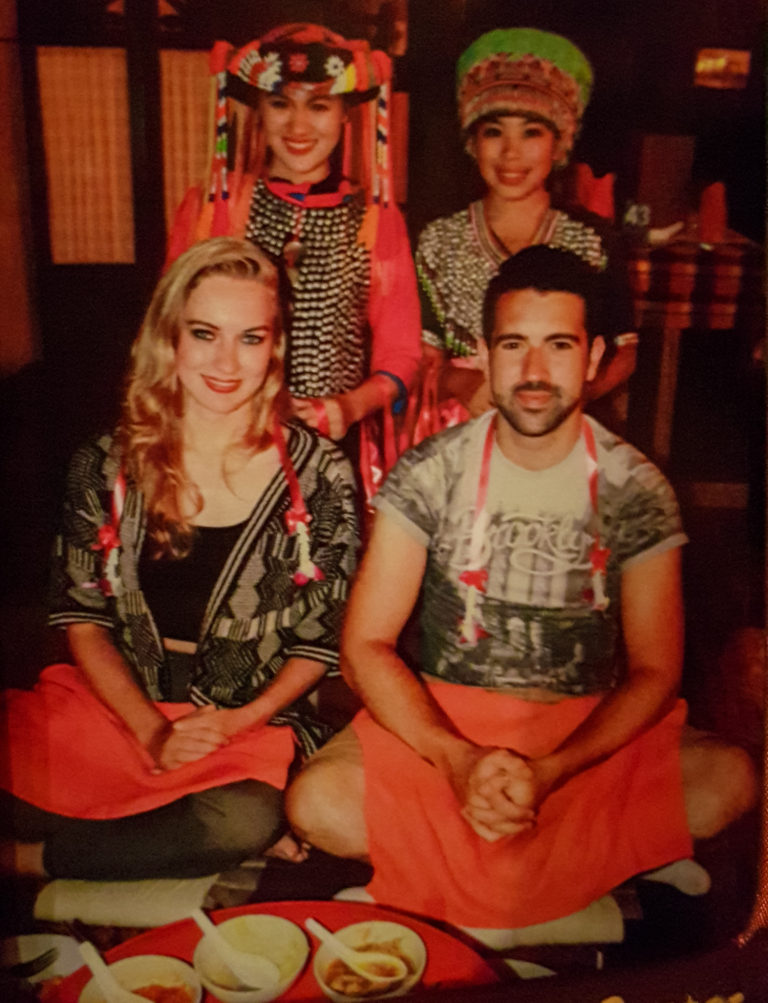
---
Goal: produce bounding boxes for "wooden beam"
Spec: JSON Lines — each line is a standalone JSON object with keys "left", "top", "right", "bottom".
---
{"left": 125, "top": 0, "right": 166, "bottom": 296}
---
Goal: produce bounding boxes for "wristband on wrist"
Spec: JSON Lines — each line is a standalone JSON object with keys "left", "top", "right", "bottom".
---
{"left": 374, "top": 370, "right": 408, "bottom": 414}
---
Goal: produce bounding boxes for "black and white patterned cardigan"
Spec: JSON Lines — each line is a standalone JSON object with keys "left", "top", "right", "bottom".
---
{"left": 49, "top": 421, "right": 360, "bottom": 755}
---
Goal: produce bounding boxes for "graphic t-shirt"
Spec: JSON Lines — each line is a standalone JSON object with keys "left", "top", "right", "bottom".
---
{"left": 373, "top": 412, "right": 686, "bottom": 694}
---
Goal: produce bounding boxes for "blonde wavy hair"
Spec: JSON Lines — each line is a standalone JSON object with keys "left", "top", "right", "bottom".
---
{"left": 119, "top": 237, "right": 285, "bottom": 557}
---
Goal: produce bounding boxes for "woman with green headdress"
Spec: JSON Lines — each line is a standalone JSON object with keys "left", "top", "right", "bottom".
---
{"left": 413, "top": 28, "right": 637, "bottom": 436}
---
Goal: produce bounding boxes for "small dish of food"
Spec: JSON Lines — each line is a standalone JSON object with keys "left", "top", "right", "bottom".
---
{"left": 312, "top": 920, "right": 426, "bottom": 1001}
{"left": 77, "top": 954, "right": 201, "bottom": 1003}
{"left": 193, "top": 914, "right": 309, "bottom": 1003}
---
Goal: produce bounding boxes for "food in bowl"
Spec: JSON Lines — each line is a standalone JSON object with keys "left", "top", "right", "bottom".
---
{"left": 77, "top": 955, "right": 201, "bottom": 1003}
{"left": 324, "top": 937, "right": 416, "bottom": 997}
{"left": 129, "top": 987, "right": 194, "bottom": 1003}
{"left": 313, "top": 921, "right": 427, "bottom": 1002}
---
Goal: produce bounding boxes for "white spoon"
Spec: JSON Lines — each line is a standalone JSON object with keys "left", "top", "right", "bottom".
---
{"left": 305, "top": 917, "right": 408, "bottom": 986}
{"left": 78, "top": 942, "right": 147, "bottom": 1003}
{"left": 190, "top": 908, "right": 279, "bottom": 989}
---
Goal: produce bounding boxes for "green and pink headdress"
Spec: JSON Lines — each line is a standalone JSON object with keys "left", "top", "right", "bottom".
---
{"left": 457, "top": 28, "right": 593, "bottom": 165}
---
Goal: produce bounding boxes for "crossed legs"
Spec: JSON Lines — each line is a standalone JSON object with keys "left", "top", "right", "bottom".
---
{"left": 287, "top": 722, "right": 759, "bottom": 858}
{"left": 679, "top": 727, "right": 759, "bottom": 839}
{"left": 1, "top": 780, "right": 284, "bottom": 880}
{"left": 286, "top": 725, "right": 369, "bottom": 861}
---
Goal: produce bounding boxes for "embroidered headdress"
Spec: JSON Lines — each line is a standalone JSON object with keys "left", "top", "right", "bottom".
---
{"left": 168, "top": 23, "right": 393, "bottom": 258}
{"left": 457, "top": 28, "right": 593, "bottom": 165}
{"left": 228, "top": 21, "right": 388, "bottom": 99}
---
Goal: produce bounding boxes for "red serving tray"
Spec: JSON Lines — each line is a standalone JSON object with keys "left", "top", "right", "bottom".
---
{"left": 49, "top": 900, "right": 501, "bottom": 1002}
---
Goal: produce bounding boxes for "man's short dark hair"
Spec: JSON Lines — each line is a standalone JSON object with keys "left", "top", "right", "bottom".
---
{"left": 482, "top": 246, "right": 604, "bottom": 343}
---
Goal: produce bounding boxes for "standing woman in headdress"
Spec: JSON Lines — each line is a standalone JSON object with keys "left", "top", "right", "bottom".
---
{"left": 413, "top": 28, "right": 638, "bottom": 435}
{"left": 170, "top": 23, "right": 421, "bottom": 502}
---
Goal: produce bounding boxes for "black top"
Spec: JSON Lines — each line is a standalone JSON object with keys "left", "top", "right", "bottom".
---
{"left": 139, "top": 521, "right": 247, "bottom": 642}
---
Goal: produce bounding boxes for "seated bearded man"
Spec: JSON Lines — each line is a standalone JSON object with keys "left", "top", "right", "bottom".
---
{"left": 286, "top": 245, "right": 757, "bottom": 933}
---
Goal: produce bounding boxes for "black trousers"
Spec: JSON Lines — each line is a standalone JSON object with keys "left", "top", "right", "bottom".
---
{"left": 1, "top": 780, "right": 284, "bottom": 880}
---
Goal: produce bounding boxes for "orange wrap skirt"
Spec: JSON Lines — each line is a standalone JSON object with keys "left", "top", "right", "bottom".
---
{"left": 352, "top": 679, "right": 692, "bottom": 929}
{"left": 0, "top": 663, "right": 295, "bottom": 819}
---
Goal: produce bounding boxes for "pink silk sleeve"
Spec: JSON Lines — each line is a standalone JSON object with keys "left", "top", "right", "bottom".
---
{"left": 368, "top": 204, "right": 421, "bottom": 393}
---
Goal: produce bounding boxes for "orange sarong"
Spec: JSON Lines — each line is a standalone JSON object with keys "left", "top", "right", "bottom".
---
{"left": 0, "top": 663, "right": 295, "bottom": 819}
{"left": 352, "top": 679, "right": 692, "bottom": 929}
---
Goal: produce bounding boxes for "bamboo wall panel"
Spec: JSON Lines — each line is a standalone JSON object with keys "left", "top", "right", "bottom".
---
{"left": 37, "top": 47, "right": 134, "bottom": 263}
{"left": 160, "top": 49, "right": 209, "bottom": 236}
{"left": 0, "top": 32, "right": 39, "bottom": 373}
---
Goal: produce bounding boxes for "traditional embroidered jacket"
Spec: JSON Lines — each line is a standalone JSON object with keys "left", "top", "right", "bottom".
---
{"left": 416, "top": 202, "right": 634, "bottom": 357}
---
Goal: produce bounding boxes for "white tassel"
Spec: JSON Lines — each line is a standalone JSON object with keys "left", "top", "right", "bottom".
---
{"left": 591, "top": 569, "right": 610, "bottom": 611}
{"left": 293, "top": 521, "right": 324, "bottom": 585}
{"left": 460, "top": 584, "right": 480, "bottom": 645}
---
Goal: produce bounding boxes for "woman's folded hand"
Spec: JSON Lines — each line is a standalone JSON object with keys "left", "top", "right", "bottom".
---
{"left": 149, "top": 705, "right": 231, "bottom": 771}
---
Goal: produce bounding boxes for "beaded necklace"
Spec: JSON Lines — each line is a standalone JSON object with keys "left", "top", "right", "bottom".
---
{"left": 247, "top": 179, "right": 371, "bottom": 398}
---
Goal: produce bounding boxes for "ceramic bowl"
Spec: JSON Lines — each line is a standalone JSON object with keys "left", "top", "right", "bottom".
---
{"left": 78, "top": 954, "right": 201, "bottom": 1003}
{"left": 193, "top": 914, "right": 309, "bottom": 1003}
{"left": 312, "top": 920, "right": 426, "bottom": 1002}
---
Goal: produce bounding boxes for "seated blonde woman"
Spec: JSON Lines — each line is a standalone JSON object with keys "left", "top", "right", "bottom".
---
{"left": 0, "top": 237, "right": 359, "bottom": 880}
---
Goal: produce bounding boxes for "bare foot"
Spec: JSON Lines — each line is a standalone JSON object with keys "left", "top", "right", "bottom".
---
{"left": 264, "top": 833, "right": 311, "bottom": 863}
